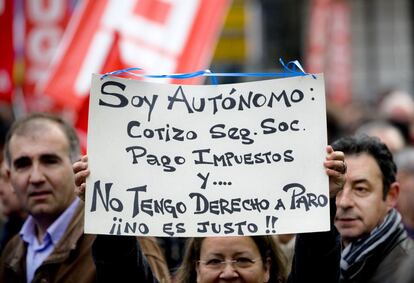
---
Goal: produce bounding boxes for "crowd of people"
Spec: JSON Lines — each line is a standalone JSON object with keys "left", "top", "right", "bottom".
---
{"left": 0, "top": 87, "right": 413, "bottom": 283}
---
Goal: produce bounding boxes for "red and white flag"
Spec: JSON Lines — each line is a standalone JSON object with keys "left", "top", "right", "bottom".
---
{"left": 23, "top": 0, "right": 73, "bottom": 111}
{"left": 39, "top": 0, "right": 230, "bottom": 112}
{"left": 40, "top": 0, "right": 230, "bottom": 152}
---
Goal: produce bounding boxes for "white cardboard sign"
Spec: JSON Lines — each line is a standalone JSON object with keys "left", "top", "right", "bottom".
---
{"left": 85, "top": 73, "right": 329, "bottom": 237}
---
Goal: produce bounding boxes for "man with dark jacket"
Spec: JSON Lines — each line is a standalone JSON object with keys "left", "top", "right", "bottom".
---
{"left": 0, "top": 113, "right": 97, "bottom": 283}
{"left": 332, "top": 135, "right": 414, "bottom": 283}
{"left": 0, "top": 113, "right": 170, "bottom": 283}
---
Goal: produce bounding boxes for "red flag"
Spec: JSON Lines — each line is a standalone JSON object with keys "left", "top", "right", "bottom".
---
{"left": 23, "top": 0, "right": 73, "bottom": 111}
{"left": 39, "top": 0, "right": 230, "bottom": 112}
{"left": 325, "top": 0, "right": 352, "bottom": 105}
{"left": 305, "top": 0, "right": 331, "bottom": 73}
{"left": 0, "top": 0, "right": 14, "bottom": 103}
{"left": 305, "top": 0, "right": 352, "bottom": 105}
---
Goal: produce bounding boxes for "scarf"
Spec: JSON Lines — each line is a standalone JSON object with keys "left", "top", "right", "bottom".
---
{"left": 340, "top": 208, "right": 407, "bottom": 282}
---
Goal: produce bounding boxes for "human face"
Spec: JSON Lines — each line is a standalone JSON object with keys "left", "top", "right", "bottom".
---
{"left": 196, "top": 237, "right": 270, "bottom": 283}
{"left": 335, "top": 153, "right": 395, "bottom": 245}
{"left": 8, "top": 121, "right": 76, "bottom": 226}
{"left": 0, "top": 162, "right": 22, "bottom": 216}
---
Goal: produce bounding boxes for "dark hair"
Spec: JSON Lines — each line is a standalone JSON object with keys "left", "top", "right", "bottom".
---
{"left": 331, "top": 135, "right": 397, "bottom": 199}
{"left": 4, "top": 112, "right": 80, "bottom": 165}
{"left": 174, "top": 236, "right": 287, "bottom": 283}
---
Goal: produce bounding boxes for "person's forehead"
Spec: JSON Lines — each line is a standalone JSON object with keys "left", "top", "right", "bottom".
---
{"left": 16, "top": 118, "right": 62, "bottom": 134}
{"left": 14, "top": 119, "right": 66, "bottom": 140}
{"left": 345, "top": 153, "right": 383, "bottom": 182}
{"left": 201, "top": 237, "right": 259, "bottom": 254}
{"left": 9, "top": 121, "right": 69, "bottom": 157}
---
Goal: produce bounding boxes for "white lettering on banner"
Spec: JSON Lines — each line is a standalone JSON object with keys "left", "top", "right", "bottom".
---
{"left": 25, "top": 0, "right": 68, "bottom": 89}
{"left": 74, "top": 0, "right": 200, "bottom": 94}
{"left": 28, "top": 0, "right": 64, "bottom": 22}
{"left": 27, "top": 27, "right": 62, "bottom": 65}
{"left": 111, "top": 0, "right": 199, "bottom": 53}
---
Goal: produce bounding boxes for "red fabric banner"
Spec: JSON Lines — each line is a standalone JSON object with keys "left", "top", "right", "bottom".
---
{"left": 39, "top": 0, "right": 230, "bottom": 112}
{"left": 305, "top": 0, "right": 331, "bottom": 74}
{"left": 23, "top": 0, "right": 72, "bottom": 111}
{"left": 43, "top": 0, "right": 230, "bottom": 152}
{"left": 325, "top": 0, "right": 352, "bottom": 105}
{"left": 305, "top": 0, "right": 352, "bottom": 105}
{"left": 0, "top": 0, "right": 14, "bottom": 103}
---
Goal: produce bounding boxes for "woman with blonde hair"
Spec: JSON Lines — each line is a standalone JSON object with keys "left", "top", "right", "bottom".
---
{"left": 74, "top": 146, "right": 346, "bottom": 283}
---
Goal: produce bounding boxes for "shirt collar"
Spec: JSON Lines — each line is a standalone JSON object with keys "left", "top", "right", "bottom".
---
{"left": 20, "top": 198, "right": 80, "bottom": 245}
{"left": 47, "top": 198, "right": 80, "bottom": 244}
{"left": 20, "top": 216, "right": 37, "bottom": 245}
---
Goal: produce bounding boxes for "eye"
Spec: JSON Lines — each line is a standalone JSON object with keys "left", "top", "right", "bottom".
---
{"left": 41, "top": 154, "right": 61, "bottom": 165}
{"left": 235, "top": 257, "right": 255, "bottom": 267}
{"left": 13, "top": 157, "right": 31, "bottom": 171}
{"left": 205, "top": 258, "right": 223, "bottom": 266}
{"left": 235, "top": 257, "right": 253, "bottom": 263}
{"left": 354, "top": 186, "right": 369, "bottom": 196}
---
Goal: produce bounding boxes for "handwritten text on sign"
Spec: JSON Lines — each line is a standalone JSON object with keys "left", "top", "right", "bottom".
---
{"left": 85, "top": 74, "right": 329, "bottom": 236}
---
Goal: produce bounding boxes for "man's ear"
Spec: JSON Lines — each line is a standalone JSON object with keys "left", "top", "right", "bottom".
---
{"left": 385, "top": 182, "right": 399, "bottom": 210}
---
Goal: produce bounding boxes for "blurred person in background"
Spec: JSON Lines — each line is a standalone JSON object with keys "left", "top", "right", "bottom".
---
{"left": 0, "top": 111, "right": 14, "bottom": 254}
{"left": 0, "top": 160, "right": 27, "bottom": 254}
{"left": 377, "top": 89, "right": 414, "bottom": 145}
{"left": 326, "top": 106, "right": 346, "bottom": 144}
{"left": 326, "top": 101, "right": 371, "bottom": 138}
{"left": 157, "top": 237, "right": 186, "bottom": 276}
{"left": 355, "top": 120, "right": 406, "bottom": 154}
{"left": 394, "top": 147, "right": 414, "bottom": 239}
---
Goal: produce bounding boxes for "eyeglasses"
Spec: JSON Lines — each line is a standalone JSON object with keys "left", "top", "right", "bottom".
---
{"left": 197, "top": 257, "right": 261, "bottom": 270}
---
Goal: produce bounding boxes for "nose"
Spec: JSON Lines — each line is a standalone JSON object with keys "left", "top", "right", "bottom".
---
{"left": 219, "top": 262, "right": 239, "bottom": 279}
{"left": 336, "top": 186, "right": 354, "bottom": 209}
{"left": 29, "top": 163, "right": 46, "bottom": 184}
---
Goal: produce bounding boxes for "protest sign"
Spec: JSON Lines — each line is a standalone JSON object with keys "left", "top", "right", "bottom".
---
{"left": 85, "top": 73, "right": 329, "bottom": 237}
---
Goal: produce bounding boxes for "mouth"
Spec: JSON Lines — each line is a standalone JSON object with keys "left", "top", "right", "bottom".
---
{"left": 335, "top": 217, "right": 359, "bottom": 226}
{"left": 337, "top": 218, "right": 357, "bottom": 222}
{"left": 28, "top": 190, "right": 52, "bottom": 200}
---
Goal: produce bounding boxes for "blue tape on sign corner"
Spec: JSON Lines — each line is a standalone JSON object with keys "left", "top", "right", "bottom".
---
{"left": 100, "top": 58, "right": 316, "bottom": 82}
